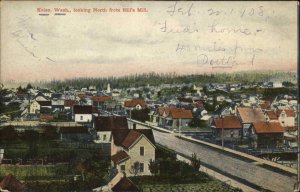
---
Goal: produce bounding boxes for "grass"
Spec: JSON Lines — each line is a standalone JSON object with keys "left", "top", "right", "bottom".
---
{"left": 0, "top": 164, "right": 72, "bottom": 181}
{"left": 131, "top": 177, "right": 242, "bottom": 192}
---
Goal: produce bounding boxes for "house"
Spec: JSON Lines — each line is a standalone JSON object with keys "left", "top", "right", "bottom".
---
{"left": 39, "top": 89, "right": 52, "bottom": 98}
{"left": 149, "top": 106, "right": 173, "bottom": 127}
{"left": 73, "top": 105, "right": 93, "bottom": 123}
{"left": 111, "top": 129, "right": 155, "bottom": 176}
{"left": 29, "top": 100, "right": 51, "bottom": 114}
{"left": 276, "top": 109, "right": 296, "bottom": 127}
{"left": 51, "top": 98, "right": 64, "bottom": 112}
{"left": 93, "top": 172, "right": 139, "bottom": 192}
{"left": 236, "top": 107, "right": 266, "bottom": 138}
{"left": 94, "top": 115, "right": 155, "bottom": 176}
{"left": 94, "top": 116, "right": 128, "bottom": 144}
{"left": 58, "top": 126, "right": 89, "bottom": 142}
{"left": 248, "top": 122, "right": 284, "bottom": 149}
{"left": 210, "top": 116, "right": 242, "bottom": 141}
{"left": 32, "top": 92, "right": 49, "bottom": 101}
{"left": 259, "top": 103, "right": 270, "bottom": 112}
{"left": 164, "top": 108, "right": 193, "bottom": 130}
{"left": 111, "top": 175, "right": 139, "bottom": 192}
{"left": 64, "top": 100, "right": 78, "bottom": 110}
{"left": 265, "top": 110, "right": 278, "bottom": 122}
{"left": 91, "top": 96, "right": 112, "bottom": 109}
{"left": 124, "top": 99, "right": 146, "bottom": 111}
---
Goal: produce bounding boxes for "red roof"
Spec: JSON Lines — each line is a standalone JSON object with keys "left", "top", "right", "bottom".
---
{"left": 64, "top": 100, "right": 78, "bottom": 107}
{"left": 77, "top": 93, "right": 86, "bottom": 99}
{"left": 265, "top": 110, "right": 278, "bottom": 120}
{"left": 259, "top": 103, "right": 270, "bottom": 110}
{"left": 112, "top": 129, "right": 155, "bottom": 149}
{"left": 277, "top": 109, "right": 296, "bottom": 117}
{"left": 157, "top": 107, "right": 165, "bottom": 116}
{"left": 237, "top": 108, "right": 266, "bottom": 123}
{"left": 91, "top": 96, "right": 112, "bottom": 102}
{"left": 214, "top": 116, "right": 242, "bottom": 129}
{"left": 112, "top": 176, "right": 139, "bottom": 192}
{"left": 111, "top": 151, "right": 130, "bottom": 165}
{"left": 121, "top": 130, "right": 142, "bottom": 149}
{"left": 124, "top": 99, "right": 146, "bottom": 108}
{"left": 168, "top": 108, "right": 193, "bottom": 119}
{"left": 252, "top": 122, "right": 284, "bottom": 133}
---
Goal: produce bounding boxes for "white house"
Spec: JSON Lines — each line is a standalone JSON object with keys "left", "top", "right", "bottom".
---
{"left": 29, "top": 100, "right": 51, "bottom": 114}
{"left": 73, "top": 105, "right": 93, "bottom": 123}
{"left": 111, "top": 129, "right": 156, "bottom": 176}
{"left": 277, "top": 109, "right": 296, "bottom": 127}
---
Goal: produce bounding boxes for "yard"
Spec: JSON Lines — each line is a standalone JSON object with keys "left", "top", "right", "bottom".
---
{"left": 128, "top": 146, "right": 243, "bottom": 192}
{"left": 141, "top": 181, "right": 239, "bottom": 192}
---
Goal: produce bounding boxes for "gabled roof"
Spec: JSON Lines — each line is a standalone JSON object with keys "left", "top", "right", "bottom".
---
{"left": 124, "top": 99, "right": 146, "bottom": 108}
{"left": 259, "top": 103, "right": 270, "bottom": 110}
{"left": 157, "top": 107, "right": 165, "bottom": 116}
{"left": 37, "top": 100, "right": 52, "bottom": 106}
{"left": 51, "top": 93, "right": 63, "bottom": 99}
{"left": 111, "top": 151, "right": 130, "bottom": 165}
{"left": 112, "top": 176, "right": 139, "bottom": 192}
{"left": 277, "top": 109, "right": 296, "bottom": 117}
{"left": 64, "top": 100, "right": 78, "bottom": 107}
{"left": 265, "top": 110, "right": 278, "bottom": 120}
{"left": 237, "top": 108, "right": 266, "bottom": 123}
{"left": 213, "top": 116, "right": 241, "bottom": 129}
{"left": 252, "top": 122, "right": 284, "bottom": 134}
{"left": 121, "top": 130, "right": 142, "bottom": 149}
{"left": 112, "top": 129, "right": 155, "bottom": 149}
{"left": 95, "top": 116, "right": 128, "bottom": 131}
{"left": 0, "top": 174, "right": 25, "bottom": 192}
{"left": 91, "top": 96, "right": 112, "bottom": 102}
{"left": 168, "top": 108, "right": 193, "bottom": 119}
{"left": 112, "top": 129, "right": 131, "bottom": 146}
{"left": 59, "top": 126, "right": 88, "bottom": 134}
{"left": 33, "top": 92, "right": 49, "bottom": 100}
{"left": 73, "top": 105, "right": 93, "bottom": 114}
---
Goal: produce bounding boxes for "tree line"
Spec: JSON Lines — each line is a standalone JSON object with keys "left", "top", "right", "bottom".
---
{"left": 42, "top": 71, "right": 296, "bottom": 90}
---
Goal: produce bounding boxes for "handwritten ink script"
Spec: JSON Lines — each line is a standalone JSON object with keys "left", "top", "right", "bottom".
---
{"left": 157, "top": 1, "right": 283, "bottom": 69}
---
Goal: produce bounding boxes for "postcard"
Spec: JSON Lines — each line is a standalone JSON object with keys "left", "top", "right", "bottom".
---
{"left": 0, "top": 1, "right": 298, "bottom": 192}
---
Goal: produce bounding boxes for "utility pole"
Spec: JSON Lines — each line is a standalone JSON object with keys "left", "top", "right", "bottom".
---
{"left": 221, "top": 115, "right": 224, "bottom": 149}
{"left": 179, "top": 118, "right": 181, "bottom": 137}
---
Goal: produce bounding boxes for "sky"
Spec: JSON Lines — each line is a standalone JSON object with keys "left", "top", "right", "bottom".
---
{"left": 1, "top": 1, "right": 298, "bottom": 82}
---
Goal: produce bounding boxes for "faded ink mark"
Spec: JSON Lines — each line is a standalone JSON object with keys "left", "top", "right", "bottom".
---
{"left": 46, "top": 57, "right": 55, "bottom": 62}
{"left": 11, "top": 15, "right": 55, "bottom": 63}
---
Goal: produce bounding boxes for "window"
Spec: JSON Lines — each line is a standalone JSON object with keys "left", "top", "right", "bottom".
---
{"left": 103, "top": 134, "right": 107, "bottom": 141}
{"left": 120, "top": 165, "right": 125, "bottom": 172}
{"left": 139, "top": 163, "right": 144, "bottom": 173}
{"left": 140, "top": 146, "right": 144, "bottom": 156}
{"left": 80, "top": 116, "right": 83, "bottom": 120}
